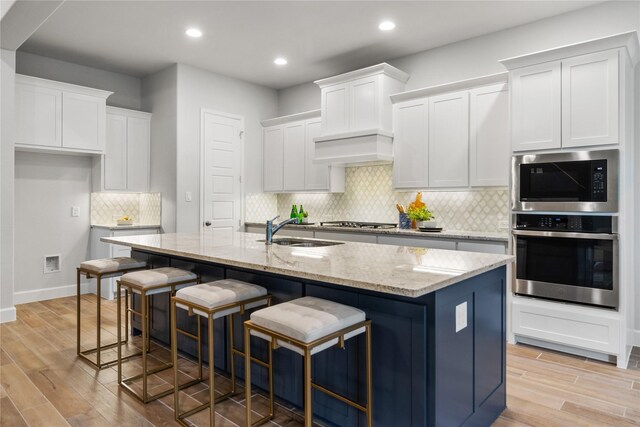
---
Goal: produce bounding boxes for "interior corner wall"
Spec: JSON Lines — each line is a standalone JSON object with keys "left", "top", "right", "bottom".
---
{"left": 16, "top": 51, "right": 142, "bottom": 110}
{"left": 0, "top": 48, "right": 16, "bottom": 322}
{"left": 176, "top": 64, "right": 278, "bottom": 233}
{"left": 276, "top": 1, "right": 640, "bottom": 116}
{"left": 142, "top": 64, "right": 178, "bottom": 233}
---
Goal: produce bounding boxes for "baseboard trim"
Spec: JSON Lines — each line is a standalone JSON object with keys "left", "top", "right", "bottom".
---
{"left": 634, "top": 329, "right": 640, "bottom": 347}
{"left": 14, "top": 283, "right": 90, "bottom": 305}
{"left": 0, "top": 307, "right": 17, "bottom": 323}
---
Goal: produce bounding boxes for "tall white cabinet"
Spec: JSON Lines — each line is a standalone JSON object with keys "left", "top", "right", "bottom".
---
{"left": 262, "top": 111, "right": 344, "bottom": 193}
{"left": 15, "top": 75, "right": 112, "bottom": 154}
{"left": 94, "top": 107, "right": 151, "bottom": 192}
{"left": 391, "top": 73, "right": 510, "bottom": 190}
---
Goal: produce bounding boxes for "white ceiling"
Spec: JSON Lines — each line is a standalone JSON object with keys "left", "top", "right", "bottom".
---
{"left": 18, "top": 0, "right": 600, "bottom": 89}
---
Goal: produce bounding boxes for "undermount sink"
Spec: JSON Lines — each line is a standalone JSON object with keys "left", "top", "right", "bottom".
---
{"left": 257, "top": 238, "right": 344, "bottom": 247}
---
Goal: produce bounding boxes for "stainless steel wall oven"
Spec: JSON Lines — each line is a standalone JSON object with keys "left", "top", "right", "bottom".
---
{"left": 512, "top": 214, "right": 618, "bottom": 309}
{"left": 512, "top": 149, "right": 618, "bottom": 213}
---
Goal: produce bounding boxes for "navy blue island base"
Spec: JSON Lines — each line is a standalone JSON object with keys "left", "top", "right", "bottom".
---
{"left": 129, "top": 249, "right": 506, "bottom": 427}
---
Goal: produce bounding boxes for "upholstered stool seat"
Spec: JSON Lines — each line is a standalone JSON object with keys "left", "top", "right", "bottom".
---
{"left": 244, "top": 297, "right": 372, "bottom": 427}
{"left": 76, "top": 257, "right": 148, "bottom": 370}
{"left": 117, "top": 267, "right": 199, "bottom": 403}
{"left": 249, "top": 297, "right": 366, "bottom": 355}
{"left": 80, "top": 257, "right": 147, "bottom": 275}
{"left": 171, "top": 279, "right": 271, "bottom": 426}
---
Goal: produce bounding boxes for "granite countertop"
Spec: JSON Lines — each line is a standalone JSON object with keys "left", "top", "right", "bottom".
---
{"left": 102, "top": 231, "right": 513, "bottom": 298}
{"left": 244, "top": 221, "right": 509, "bottom": 243}
{"left": 91, "top": 224, "right": 161, "bottom": 230}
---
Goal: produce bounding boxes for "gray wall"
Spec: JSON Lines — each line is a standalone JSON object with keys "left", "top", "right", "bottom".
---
{"left": 16, "top": 51, "right": 142, "bottom": 110}
{"left": 1, "top": 49, "right": 15, "bottom": 321}
{"left": 176, "top": 63, "right": 278, "bottom": 232}
{"left": 142, "top": 65, "right": 178, "bottom": 233}
{"left": 277, "top": 1, "right": 640, "bottom": 116}
{"left": 14, "top": 152, "right": 92, "bottom": 302}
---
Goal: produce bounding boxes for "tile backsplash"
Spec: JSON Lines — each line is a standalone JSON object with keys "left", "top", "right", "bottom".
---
{"left": 245, "top": 165, "right": 509, "bottom": 232}
{"left": 91, "top": 192, "right": 162, "bottom": 225}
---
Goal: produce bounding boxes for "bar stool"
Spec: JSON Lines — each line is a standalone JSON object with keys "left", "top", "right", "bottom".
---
{"left": 116, "top": 267, "right": 199, "bottom": 403}
{"left": 244, "top": 296, "right": 372, "bottom": 427}
{"left": 77, "top": 257, "right": 147, "bottom": 369}
{"left": 170, "top": 279, "right": 272, "bottom": 427}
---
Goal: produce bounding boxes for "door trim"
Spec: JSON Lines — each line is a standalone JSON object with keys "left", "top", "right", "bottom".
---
{"left": 199, "top": 108, "right": 245, "bottom": 231}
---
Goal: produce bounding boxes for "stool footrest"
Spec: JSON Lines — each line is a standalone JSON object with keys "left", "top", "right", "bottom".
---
{"left": 311, "top": 382, "right": 367, "bottom": 412}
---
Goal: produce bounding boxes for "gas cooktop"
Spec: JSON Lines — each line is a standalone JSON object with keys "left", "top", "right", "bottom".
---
{"left": 319, "top": 221, "right": 397, "bottom": 229}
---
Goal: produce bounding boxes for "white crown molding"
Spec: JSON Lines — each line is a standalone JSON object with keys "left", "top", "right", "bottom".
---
{"left": 390, "top": 72, "right": 508, "bottom": 103}
{"left": 106, "top": 105, "right": 152, "bottom": 118}
{"left": 16, "top": 74, "right": 113, "bottom": 99}
{"left": 314, "top": 63, "right": 410, "bottom": 87}
{"left": 261, "top": 109, "right": 321, "bottom": 127}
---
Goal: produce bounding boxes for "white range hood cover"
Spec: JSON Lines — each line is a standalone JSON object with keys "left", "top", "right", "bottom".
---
{"left": 313, "top": 129, "right": 394, "bottom": 166}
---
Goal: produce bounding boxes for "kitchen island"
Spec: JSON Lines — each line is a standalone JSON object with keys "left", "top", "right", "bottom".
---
{"left": 103, "top": 231, "right": 513, "bottom": 427}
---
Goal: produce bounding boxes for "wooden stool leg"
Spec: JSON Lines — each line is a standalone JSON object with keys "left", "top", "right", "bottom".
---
{"left": 208, "top": 314, "right": 215, "bottom": 427}
{"left": 304, "top": 349, "right": 313, "bottom": 427}
{"left": 244, "top": 325, "right": 252, "bottom": 427}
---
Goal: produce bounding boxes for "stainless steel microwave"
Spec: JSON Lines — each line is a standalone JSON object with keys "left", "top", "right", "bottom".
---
{"left": 512, "top": 149, "right": 618, "bottom": 213}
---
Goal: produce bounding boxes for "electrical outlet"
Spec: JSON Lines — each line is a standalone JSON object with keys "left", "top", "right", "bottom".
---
{"left": 455, "top": 302, "right": 467, "bottom": 333}
{"left": 185, "top": 191, "right": 192, "bottom": 202}
{"left": 71, "top": 206, "right": 79, "bottom": 217}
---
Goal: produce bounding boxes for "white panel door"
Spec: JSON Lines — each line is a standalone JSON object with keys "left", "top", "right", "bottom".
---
{"left": 62, "top": 92, "right": 106, "bottom": 151}
{"left": 104, "top": 113, "right": 127, "bottom": 190}
{"left": 321, "top": 82, "right": 349, "bottom": 135}
{"left": 304, "top": 118, "right": 329, "bottom": 191}
{"left": 392, "top": 98, "right": 429, "bottom": 189}
{"left": 126, "top": 116, "right": 150, "bottom": 191}
{"left": 428, "top": 91, "right": 469, "bottom": 188}
{"left": 561, "top": 50, "right": 619, "bottom": 148}
{"left": 469, "top": 83, "right": 510, "bottom": 187}
{"left": 202, "top": 111, "right": 243, "bottom": 241}
{"left": 15, "top": 83, "right": 62, "bottom": 147}
{"left": 283, "top": 121, "right": 306, "bottom": 191}
{"left": 263, "top": 126, "right": 284, "bottom": 192}
{"left": 350, "top": 75, "right": 378, "bottom": 131}
{"left": 511, "top": 61, "right": 561, "bottom": 152}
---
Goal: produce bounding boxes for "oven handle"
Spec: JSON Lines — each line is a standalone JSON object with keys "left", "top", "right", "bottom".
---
{"left": 512, "top": 229, "right": 618, "bottom": 240}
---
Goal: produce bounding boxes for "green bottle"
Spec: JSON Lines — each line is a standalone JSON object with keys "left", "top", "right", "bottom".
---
{"left": 290, "top": 204, "right": 298, "bottom": 219}
{"left": 298, "top": 205, "right": 305, "bottom": 223}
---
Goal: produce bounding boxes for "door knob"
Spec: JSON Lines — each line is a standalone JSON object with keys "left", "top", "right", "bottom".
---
{"left": 204, "top": 221, "right": 212, "bottom": 227}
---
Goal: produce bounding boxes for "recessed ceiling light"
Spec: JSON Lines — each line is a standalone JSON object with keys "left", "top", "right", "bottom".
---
{"left": 274, "top": 57, "right": 288, "bottom": 66}
{"left": 378, "top": 21, "right": 396, "bottom": 31}
{"left": 185, "top": 28, "right": 202, "bottom": 38}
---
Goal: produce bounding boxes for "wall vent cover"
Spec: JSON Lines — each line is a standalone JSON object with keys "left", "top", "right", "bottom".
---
{"left": 44, "top": 254, "right": 61, "bottom": 274}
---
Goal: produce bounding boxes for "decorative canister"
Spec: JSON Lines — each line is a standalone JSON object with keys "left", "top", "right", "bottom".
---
{"left": 399, "top": 213, "right": 411, "bottom": 229}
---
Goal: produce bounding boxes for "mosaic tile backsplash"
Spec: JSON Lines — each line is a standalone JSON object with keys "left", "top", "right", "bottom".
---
{"left": 245, "top": 165, "right": 509, "bottom": 232}
{"left": 91, "top": 192, "right": 162, "bottom": 225}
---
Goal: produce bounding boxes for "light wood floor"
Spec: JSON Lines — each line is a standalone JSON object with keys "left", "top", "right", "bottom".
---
{"left": 1, "top": 295, "right": 639, "bottom": 427}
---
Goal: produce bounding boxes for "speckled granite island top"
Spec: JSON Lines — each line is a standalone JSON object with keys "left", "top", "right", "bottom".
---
{"left": 102, "top": 231, "right": 513, "bottom": 298}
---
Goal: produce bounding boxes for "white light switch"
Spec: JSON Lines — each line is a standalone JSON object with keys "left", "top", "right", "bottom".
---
{"left": 71, "top": 206, "right": 79, "bottom": 217}
{"left": 455, "top": 302, "right": 467, "bottom": 333}
{"left": 185, "top": 191, "right": 192, "bottom": 202}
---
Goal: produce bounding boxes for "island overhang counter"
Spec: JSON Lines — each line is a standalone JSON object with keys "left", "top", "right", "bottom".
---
{"left": 103, "top": 231, "right": 514, "bottom": 427}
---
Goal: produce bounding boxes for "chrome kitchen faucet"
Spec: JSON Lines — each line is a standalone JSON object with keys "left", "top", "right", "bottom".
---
{"left": 265, "top": 215, "right": 298, "bottom": 244}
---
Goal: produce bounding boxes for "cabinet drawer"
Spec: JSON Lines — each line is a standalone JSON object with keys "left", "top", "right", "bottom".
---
{"left": 314, "top": 231, "right": 376, "bottom": 243}
{"left": 457, "top": 241, "right": 507, "bottom": 254}
{"left": 112, "top": 228, "right": 159, "bottom": 237}
{"left": 378, "top": 235, "right": 456, "bottom": 250}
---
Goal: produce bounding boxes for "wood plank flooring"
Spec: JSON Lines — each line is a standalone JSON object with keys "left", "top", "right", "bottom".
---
{"left": 1, "top": 295, "right": 639, "bottom": 427}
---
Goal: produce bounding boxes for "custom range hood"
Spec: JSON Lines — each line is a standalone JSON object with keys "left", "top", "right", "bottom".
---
{"left": 313, "top": 63, "right": 409, "bottom": 166}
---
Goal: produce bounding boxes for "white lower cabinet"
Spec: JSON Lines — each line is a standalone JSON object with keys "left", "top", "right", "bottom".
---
{"left": 512, "top": 296, "right": 620, "bottom": 355}
{"left": 313, "top": 231, "right": 377, "bottom": 243}
{"left": 89, "top": 227, "right": 160, "bottom": 299}
{"left": 377, "top": 235, "right": 456, "bottom": 250}
{"left": 276, "top": 229, "right": 315, "bottom": 239}
{"left": 457, "top": 240, "right": 507, "bottom": 254}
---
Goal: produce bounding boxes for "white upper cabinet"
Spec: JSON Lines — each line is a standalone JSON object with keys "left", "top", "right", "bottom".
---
{"left": 350, "top": 75, "right": 379, "bottom": 130}
{"left": 263, "top": 125, "right": 284, "bottom": 192}
{"left": 561, "top": 50, "right": 619, "bottom": 148}
{"left": 102, "top": 107, "right": 151, "bottom": 192}
{"left": 469, "top": 83, "right": 510, "bottom": 187}
{"left": 62, "top": 92, "right": 106, "bottom": 151}
{"left": 283, "top": 121, "right": 306, "bottom": 191}
{"left": 15, "top": 82, "right": 62, "bottom": 148}
{"left": 321, "top": 82, "right": 350, "bottom": 135}
{"left": 510, "top": 61, "right": 562, "bottom": 152}
{"left": 392, "top": 98, "right": 429, "bottom": 189}
{"left": 428, "top": 90, "right": 469, "bottom": 188}
{"left": 502, "top": 32, "right": 639, "bottom": 152}
{"left": 14, "top": 75, "right": 112, "bottom": 153}
{"left": 262, "top": 111, "right": 344, "bottom": 193}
